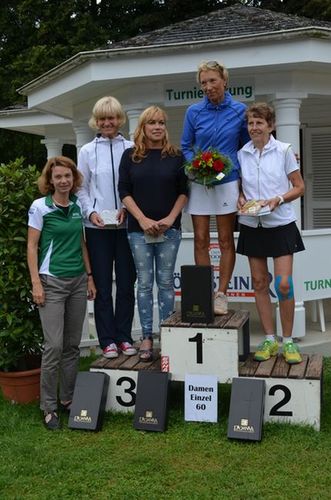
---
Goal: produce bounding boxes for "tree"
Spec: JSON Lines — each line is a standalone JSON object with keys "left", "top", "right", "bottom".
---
{"left": 1, "top": 0, "right": 330, "bottom": 164}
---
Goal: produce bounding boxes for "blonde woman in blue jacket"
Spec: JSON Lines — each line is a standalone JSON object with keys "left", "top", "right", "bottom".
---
{"left": 78, "top": 96, "right": 136, "bottom": 359}
{"left": 181, "top": 61, "right": 249, "bottom": 315}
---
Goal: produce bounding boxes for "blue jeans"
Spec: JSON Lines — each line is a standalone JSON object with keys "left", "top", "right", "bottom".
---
{"left": 128, "top": 228, "right": 181, "bottom": 339}
{"left": 85, "top": 227, "right": 136, "bottom": 348}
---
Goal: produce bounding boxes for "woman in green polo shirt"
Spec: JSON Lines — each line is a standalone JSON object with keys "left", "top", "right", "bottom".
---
{"left": 27, "top": 156, "right": 96, "bottom": 430}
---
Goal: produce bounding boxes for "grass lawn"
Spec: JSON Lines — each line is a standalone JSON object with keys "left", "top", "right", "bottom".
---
{"left": 1, "top": 357, "right": 331, "bottom": 500}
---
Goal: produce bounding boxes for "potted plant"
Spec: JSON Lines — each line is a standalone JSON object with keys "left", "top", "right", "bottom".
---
{"left": 0, "top": 158, "right": 44, "bottom": 403}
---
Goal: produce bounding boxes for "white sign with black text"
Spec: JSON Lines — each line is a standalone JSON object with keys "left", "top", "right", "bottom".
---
{"left": 184, "top": 374, "right": 218, "bottom": 423}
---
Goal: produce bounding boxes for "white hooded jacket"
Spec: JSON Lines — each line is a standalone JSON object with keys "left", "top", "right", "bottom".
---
{"left": 77, "top": 133, "right": 133, "bottom": 229}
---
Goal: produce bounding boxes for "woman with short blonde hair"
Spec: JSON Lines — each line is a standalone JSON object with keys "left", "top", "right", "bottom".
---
{"left": 77, "top": 96, "right": 136, "bottom": 360}
{"left": 88, "top": 96, "right": 126, "bottom": 130}
{"left": 181, "top": 60, "right": 249, "bottom": 315}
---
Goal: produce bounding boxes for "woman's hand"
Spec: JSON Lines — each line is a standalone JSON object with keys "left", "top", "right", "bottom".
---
{"left": 138, "top": 215, "right": 160, "bottom": 235}
{"left": 117, "top": 208, "right": 127, "bottom": 225}
{"left": 32, "top": 282, "right": 45, "bottom": 307}
{"left": 89, "top": 211, "right": 105, "bottom": 227}
{"left": 157, "top": 215, "right": 175, "bottom": 233}
{"left": 266, "top": 197, "right": 280, "bottom": 211}
{"left": 237, "top": 192, "right": 247, "bottom": 210}
{"left": 87, "top": 276, "right": 97, "bottom": 300}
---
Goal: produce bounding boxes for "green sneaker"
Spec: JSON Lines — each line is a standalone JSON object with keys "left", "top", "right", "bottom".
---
{"left": 283, "top": 341, "right": 302, "bottom": 364}
{"left": 254, "top": 339, "right": 279, "bottom": 361}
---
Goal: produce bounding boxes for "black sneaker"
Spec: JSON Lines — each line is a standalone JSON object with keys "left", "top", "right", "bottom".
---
{"left": 59, "top": 401, "right": 72, "bottom": 413}
{"left": 44, "top": 412, "right": 60, "bottom": 430}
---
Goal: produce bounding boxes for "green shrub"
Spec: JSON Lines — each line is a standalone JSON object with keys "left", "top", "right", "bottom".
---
{"left": 0, "top": 158, "right": 43, "bottom": 371}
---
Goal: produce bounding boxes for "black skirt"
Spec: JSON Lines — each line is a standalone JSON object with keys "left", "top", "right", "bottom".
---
{"left": 237, "top": 221, "right": 305, "bottom": 258}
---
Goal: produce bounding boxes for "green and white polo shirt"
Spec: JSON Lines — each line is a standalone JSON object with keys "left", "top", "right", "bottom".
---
{"left": 28, "top": 193, "right": 85, "bottom": 278}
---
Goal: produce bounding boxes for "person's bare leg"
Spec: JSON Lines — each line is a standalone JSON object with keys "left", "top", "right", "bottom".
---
{"left": 216, "top": 213, "right": 236, "bottom": 294}
{"left": 274, "top": 255, "right": 294, "bottom": 338}
{"left": 192, "top": 215, "right": 211, "bottom": 265}
{"left": 249, "top": 257, "right": 274, "bottom": 334}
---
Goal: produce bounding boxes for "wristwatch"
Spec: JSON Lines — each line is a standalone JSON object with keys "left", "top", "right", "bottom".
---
{"left": 276, "top": 195, "right": 284, "bottom": 205}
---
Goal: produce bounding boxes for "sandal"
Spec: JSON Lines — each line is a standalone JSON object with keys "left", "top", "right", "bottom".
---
{"left": 139, "top": 338, "right": 153, "bottom": 362}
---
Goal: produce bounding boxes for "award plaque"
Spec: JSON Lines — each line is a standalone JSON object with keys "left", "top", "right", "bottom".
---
{"left": 100, "top": 209, "right": 119, "bottom": 226}
{"left": 133, "top": 371, "right": 170, "bottom": 432}
{"left": 181, "top": 265, "right": 214, "bottom": 323}
{"left": 68, "top": 372, "right": 109, "bottom": 432}
{"left": 227, "top": 377, "right": 265, "bottom": 441}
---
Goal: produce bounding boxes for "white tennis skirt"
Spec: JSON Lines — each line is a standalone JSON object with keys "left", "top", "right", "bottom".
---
{"left": 185, "top": 180, "right": 239, "bottom": 215}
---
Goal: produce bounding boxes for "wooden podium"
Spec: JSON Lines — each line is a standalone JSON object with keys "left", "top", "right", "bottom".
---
{"left": 160, "top": 310, "right": 250, "bottom": 383}
{"left": 239, "top": 353, "right": 323, "bottom": 430}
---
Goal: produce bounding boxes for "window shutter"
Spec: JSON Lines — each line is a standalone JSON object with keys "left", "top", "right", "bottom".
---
{"left": 304, "top": 128, "right": 331, "bottom": 229}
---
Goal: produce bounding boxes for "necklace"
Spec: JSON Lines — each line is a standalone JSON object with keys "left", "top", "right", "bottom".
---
{"left": 52, "top": 195, "right": 69, "bottom": 207}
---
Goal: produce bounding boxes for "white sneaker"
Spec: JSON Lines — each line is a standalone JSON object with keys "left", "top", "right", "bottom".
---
{"left": 214, "top": 292, "right": 228, "bottom": 315}
{"left": 102, "top": 343, "right": 118, "bottom": 358}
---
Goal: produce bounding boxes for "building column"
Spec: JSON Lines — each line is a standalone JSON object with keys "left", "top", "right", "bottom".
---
{"left": 72, "top": 123, "right": 94, "bottom": 155}
{"left": 71, "top": 123, "right": 95, "bottom": 347}
{"left": 272, "top": 98, "right": 305, "bottom": 338}
{"left": 272, "top": 98, "right": 302, "bottom": 226}
{"left": 40, "top": 137, "right": 63, "bottom": 158}
{"left": 126, "top": 108, "right": 144, "bottom": 140}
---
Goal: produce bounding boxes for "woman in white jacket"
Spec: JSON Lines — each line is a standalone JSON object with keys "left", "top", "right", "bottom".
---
{"left": 78, "top": 96, "right": 136, "bottom": 359}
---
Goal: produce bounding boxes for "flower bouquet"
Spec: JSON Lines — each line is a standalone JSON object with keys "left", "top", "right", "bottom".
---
{"left": 184, "top": 149, "right": 232, "bottom": 187}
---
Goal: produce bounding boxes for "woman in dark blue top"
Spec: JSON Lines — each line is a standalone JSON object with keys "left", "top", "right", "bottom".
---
{"left": 119, "top": 106, "right": 188, "bottom": 361}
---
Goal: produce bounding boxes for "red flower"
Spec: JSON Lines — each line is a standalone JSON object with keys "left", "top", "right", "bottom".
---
{"left": 213, "top": 159, "right": 225, "bottom": 172}
{"left": 201, "top": 152, "right": 213, "bottom": 162}
{"left": 192, "top": 159, "right": 201, "bottom": 168}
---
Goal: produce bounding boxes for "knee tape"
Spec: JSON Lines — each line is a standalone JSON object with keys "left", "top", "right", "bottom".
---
{"left": 274, "top": 275, "right": 294, "bottom": 301}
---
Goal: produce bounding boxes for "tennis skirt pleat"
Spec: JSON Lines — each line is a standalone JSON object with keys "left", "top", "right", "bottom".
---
{"left": 237, "top": 221, "right": 305, "bottom": 258}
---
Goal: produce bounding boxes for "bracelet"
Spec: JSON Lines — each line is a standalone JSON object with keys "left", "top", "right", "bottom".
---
{"left": 87, "top": 272, "right": 93, "bottom": 277}
{"left": 276, "top": 195, "right": 284, "bottom": 205}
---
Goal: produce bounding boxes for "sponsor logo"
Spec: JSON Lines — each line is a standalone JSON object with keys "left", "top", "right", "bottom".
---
{"left": 73, "top": 409, "right": 92, "bottom": 423}
{"left": 233, "top": 418, "right": 255, "bottom": 433}
{"left": 139, "top": 410, "right": 159, "bottom": 425}
{"left": 304, "top": 279, "right": 331, "bottom": 291}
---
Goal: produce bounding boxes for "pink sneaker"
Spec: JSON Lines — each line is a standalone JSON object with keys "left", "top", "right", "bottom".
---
{"left": 118, "top": 342, "right": 137, "bottom": 356}
{"left": 102, "top": 343, "right": 118, "bottom": 359}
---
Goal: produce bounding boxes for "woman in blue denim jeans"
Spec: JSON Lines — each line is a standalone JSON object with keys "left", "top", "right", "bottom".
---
{"left": 118, "top": 106, "right": 188, "bottom": 361}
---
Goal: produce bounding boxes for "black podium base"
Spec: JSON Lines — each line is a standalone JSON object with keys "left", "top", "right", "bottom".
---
{"left": 68, "top": 371, "right": 109, "bottom": 431}
{"left": 181, "top": 265, "right": 214, "bottom": 324}
{"left": 134, "top": 371, "right": 170, "bottom": 432}
{"left": 227, "top": 377, "right": 265, "bottom": 441}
